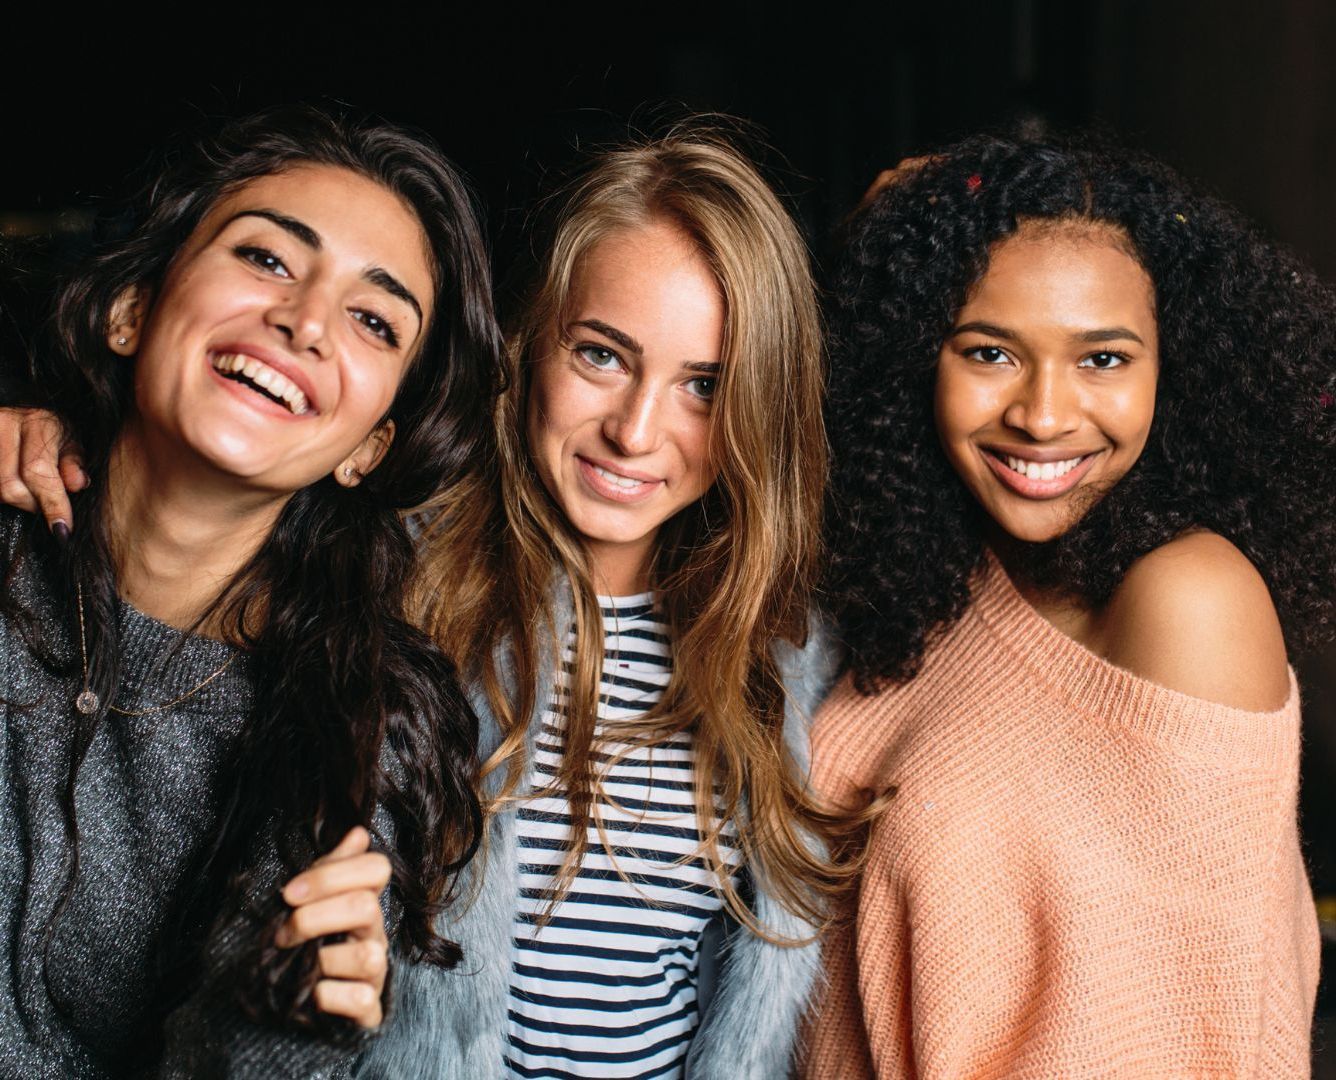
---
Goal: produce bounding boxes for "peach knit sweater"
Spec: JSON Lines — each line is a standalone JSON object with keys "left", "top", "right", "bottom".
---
{"left": 803, "top": 554, "right": 1320, "bottom": 1079}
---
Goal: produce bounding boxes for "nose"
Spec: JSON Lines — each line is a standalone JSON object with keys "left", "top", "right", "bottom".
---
{"left": 265, "top": 282, "right": 335, "bottom": 359}
{"left": 602, "top": 381, "right": 663, "bottom": 456}
{"left": 1002, "top": 362, "right": 1081, "bottom": 441}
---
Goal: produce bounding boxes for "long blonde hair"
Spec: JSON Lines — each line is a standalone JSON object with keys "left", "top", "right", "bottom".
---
{"left": 417, "top": 126, "right": 856, "bottom": 935}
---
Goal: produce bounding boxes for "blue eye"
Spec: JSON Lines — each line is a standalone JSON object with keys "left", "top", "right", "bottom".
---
{"left": 1078, "top": 351, "right": 1128, "bottom": 369}
{"left": 236, "top": 245, "right": 291, "bottom": 278}
{"left": 353, "top": 309, "right": 400, "bottom": 348}
{"left": 686, "top": 376, "right": 717, "bottom": 401}
{"left": 575, "top": 344, "right": 621, "bottom": 370}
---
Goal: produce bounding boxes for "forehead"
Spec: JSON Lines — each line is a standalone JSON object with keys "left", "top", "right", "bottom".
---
{"left": 193, "top": 165, "right": 435, "bottom": 302}
{"left": 964, "top": 220, "right": 1156, "bottom": 329}
{"left": 567, "top": 222, "right": 724, "bottom": 344}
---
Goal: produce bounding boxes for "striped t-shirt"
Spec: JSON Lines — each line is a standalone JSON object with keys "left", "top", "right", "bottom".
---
{"left": 505, "top": 595, "right": 741, "bottom": 1079}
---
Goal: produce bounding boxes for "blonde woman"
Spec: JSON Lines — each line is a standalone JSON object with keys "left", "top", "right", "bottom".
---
{"left": 362, "top": 132, "right": 856, "bottom": 1079}
{"left": 2, "top": 130, "right": 853, "bottom": 1078}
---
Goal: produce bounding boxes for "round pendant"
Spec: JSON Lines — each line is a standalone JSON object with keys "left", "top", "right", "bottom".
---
{"left": 75, "top": 689, "right": 99, "bottom": 715}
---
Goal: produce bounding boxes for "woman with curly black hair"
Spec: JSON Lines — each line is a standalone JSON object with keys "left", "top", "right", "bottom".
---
{"left": 804, "top": 136, "right": 1335, "bottom": 1078}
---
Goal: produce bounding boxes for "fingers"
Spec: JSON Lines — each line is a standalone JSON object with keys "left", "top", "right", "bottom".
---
{"left": 0, "top": 409, "right": 38, "bottom": 515}
{"left": 20, "top": 414, "right": 76, "bottom": 532}
{"left": 282, "top": 848, "right": 390, "bottom": 908}
{"left": 275, "top": 887, "right": 385, "bottom": 949}
{"left": 855, "top": 155, "right": 942, "bottom": 214}
{"left": 0, "top": 408, "right": 79, "bottom": 530}
{"left": 318, "top": 938, "right": 388, "bottom": 982}
{"left": 58, "top": 450, "right": 89, "bottom": 493}
{"left": 313, "top": 978, "right": 382, "bottom": 1029}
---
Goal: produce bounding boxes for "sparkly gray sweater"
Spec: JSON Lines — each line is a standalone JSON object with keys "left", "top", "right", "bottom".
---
{"left": 0, "top": 509, "right": 367, "bottom": 1078}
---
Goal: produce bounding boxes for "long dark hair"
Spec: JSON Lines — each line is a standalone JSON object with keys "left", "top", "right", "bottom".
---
{"left": 825, "top": 132, "right": 1336, "bottom": 689}
{"left": 10, "top": 106, "right": 501, "bottom": 1032}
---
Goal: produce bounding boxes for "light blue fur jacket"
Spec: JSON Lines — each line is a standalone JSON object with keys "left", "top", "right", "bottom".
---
{"left": 355, "top": 591, "right": 842, "bottom": 1079}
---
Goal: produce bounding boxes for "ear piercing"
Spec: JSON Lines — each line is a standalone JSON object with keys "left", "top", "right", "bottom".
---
{"left": 116, "top": 337, "right": 128, "bottom": 347}
{"left": 344, "top": 466, "right": 354, "bottom": 479}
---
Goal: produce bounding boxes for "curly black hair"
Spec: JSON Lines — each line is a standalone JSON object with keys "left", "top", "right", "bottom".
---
{"left": 824, "top": 133, "right": 1336, "bottom": 690}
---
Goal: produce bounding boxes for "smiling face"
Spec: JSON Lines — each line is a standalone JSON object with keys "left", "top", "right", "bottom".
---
{"left": 934, "top": 221, "right": 1159, "bottom": 543}
{"left": 526, "top": 220, "right": 724, "bottom": 593}
{"left": 120, "top": 164, "right": 434, "bottom": 494}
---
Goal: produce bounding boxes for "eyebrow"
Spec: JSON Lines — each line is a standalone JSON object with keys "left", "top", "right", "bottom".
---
{"left": 227, "top": 209, "right": 423, "bottom": 327}
{"left": 365, "top": 266, "right": 423, "bottom": 326}
{"left": 951, "top": 320, "right": 1145, "bottom": 346}
{"left": 573, "top": 318, "right": 643, "bottom": 355}
{"left": 229, "top": 209, "right": 321, "bottom": 250}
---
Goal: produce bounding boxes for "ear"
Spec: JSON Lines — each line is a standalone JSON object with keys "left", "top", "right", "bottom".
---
{"left": 107, "top": 285, "right": 151, "bottom": 355}
{"left": 334, "top": 420, "right": 396, "bottom": 487}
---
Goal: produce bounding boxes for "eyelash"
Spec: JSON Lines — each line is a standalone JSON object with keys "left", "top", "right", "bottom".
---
{"left": 575, "top": 344, "right": 717, "bottom": 403}
{"left": 962, "top": 345, "right": 1132, "bottom": 370}
{"left": 1077, "top": 350, "right": 1130, "bottom": 370}
{"left": 235, "top": 245, "right": 400, "bottom": 348}
{"left": 685, "top": 376, "right": 717, "bottom": 402}
{"left": 575, "top": 343, "right": 622, "bottom": 370}
{"left": 236, "top": 245, "right": 291, "bottom": 278}
{"left": 352, "top": 309, "right": 401, "bottom": 348}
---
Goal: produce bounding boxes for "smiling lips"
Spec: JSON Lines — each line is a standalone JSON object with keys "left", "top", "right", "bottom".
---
{"left": 577, "top": 456, "right": 663, "bottom": 503}
{"left": 211, "top": 353, "right": 311, "bottom": 415}
{"left": 983, "top": 448, "right": 1100, "bottom": 498}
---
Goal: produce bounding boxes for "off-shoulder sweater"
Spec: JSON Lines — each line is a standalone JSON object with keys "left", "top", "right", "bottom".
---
{"left": 803, "top": 552, "right": 1320, "bottom": 1079}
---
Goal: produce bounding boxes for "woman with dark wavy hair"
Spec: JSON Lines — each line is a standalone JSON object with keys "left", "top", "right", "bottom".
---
{"left": 803, "top": 135, "right": 1335, "bottom": 1077}
{"left": 0, "top": 106, "right": 495, "bottom": 1075}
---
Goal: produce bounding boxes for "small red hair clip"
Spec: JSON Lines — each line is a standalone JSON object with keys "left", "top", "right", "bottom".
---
{"left": 966, "top": 174, "right": 983, "bottom": 193}
{"left": 1320, "top": 391, "right": 1334, "bottom": 409}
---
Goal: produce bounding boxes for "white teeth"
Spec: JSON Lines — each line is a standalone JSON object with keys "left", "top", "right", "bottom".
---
{"left": 1002, "top": 454, "right": 1085, "bottom": 481}
{"left": 593, "top": 464, "right": 646, "bottom": 489}
{"left": 210, "top": 353, "right": 310, "bottom": 415}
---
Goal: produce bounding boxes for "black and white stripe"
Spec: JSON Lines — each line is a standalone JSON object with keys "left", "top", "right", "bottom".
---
{"left": 505, "top": 596, "right": 740, "bottom": 1079}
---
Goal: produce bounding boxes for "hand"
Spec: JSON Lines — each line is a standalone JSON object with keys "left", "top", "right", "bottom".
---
{"left": 853, "top": 155, "right": 939, "bottom": 215}
{"left": 277, "top": 826, "right": 392, "bottom": 1029}
{"left": 0, "top": 407, "right": 87, "bottom": 534}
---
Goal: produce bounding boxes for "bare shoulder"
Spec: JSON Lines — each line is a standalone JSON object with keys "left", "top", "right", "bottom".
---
{"left": 1097, "top": 532, "right": 1291, "bottom": 711}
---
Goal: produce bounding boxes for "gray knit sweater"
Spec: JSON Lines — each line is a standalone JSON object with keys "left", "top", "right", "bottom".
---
{"left": 0, "top": 509, "right": 366, "bottom": 1078}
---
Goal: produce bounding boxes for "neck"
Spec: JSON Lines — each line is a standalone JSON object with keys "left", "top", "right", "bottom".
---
{"left": 986, "top": 525, "right": 1096, "bottom": 641}
{"left": 104, "top": 421, "right": 290, "bottom": 633}
{"left": 585, "top": 540, "right": 653, "bottom": 598}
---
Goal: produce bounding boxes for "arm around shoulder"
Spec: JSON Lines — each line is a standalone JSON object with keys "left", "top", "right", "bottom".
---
{"left": 1098, "top": 532, "right": 1291, "bottom": 712}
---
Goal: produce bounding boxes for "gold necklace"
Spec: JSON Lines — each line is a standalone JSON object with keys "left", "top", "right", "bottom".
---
{"left": 74, "top": 581, "right": 237, "bottom": 716}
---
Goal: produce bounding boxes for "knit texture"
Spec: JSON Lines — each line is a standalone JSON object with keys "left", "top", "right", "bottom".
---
{"left": 0, "top": 509, "right": 369, "bottom": 1078}
{"left": 803, "top": 552, "right": 1320, "bottom": 1080}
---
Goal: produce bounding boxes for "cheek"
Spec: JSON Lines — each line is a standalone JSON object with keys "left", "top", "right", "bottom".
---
{"left": 933, "top": 366, "right": 991, "bottom": 454}
{"left": 529, "top": 362, "right": 601, "bottom": 446}
{"left": 679, "top": 415, "right": 717, "bottom": 483}
{"left": 1099, "top": 376, "right": 1158, "bottom": 452}
{"left": 341, "top": 353, "right": 406, "bottom": 432}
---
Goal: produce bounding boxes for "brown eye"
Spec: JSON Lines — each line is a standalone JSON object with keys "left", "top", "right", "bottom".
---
{"left": 236, "top": 245, "right": 291, "bottom": 278}
{"left": 965, "top": 345, "right": 1009, "bottom": 365}
{"left": 1079, "top": 351, "right": 1128, "bottom": 370}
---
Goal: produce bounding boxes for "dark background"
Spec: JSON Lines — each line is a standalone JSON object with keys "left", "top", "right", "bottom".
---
{"left": 3, "top": 0, "right": 1333, "bottom": 1066}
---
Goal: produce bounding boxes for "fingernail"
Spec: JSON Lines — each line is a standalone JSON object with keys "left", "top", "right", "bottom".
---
{"left": 284, "top": 879, "right": 309, "bottom": 903}
{"left": 51, "top": 521, "right": 71, "bottom": 546}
